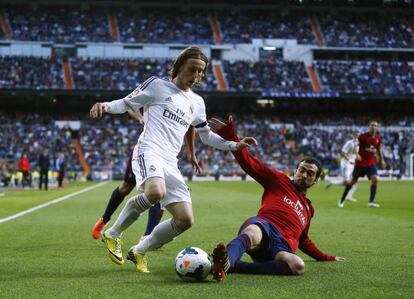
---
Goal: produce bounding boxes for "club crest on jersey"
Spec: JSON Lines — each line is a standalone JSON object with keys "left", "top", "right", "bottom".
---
{"left": 127, "top": 89, "right": 140, "bottom": 99}
{"left": 149, "top": 165, "right": 156, "bottom": 172}
{"left": 189, "top": 104, "right": 194, "bottom": 114}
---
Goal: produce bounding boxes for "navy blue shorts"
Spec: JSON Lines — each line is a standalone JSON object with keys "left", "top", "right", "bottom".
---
{"left": 353, "top": 165, "right": 378, "bottom": 179}
{"left": 123, "top": 152, "right": 136, "bottom": 184}
{"left": 238, "top": 216, "right": 292, "bottom": 262}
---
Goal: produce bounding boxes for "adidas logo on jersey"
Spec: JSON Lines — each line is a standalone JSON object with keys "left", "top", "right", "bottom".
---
{"left": 165, "top": 96, "right": 173, "bottom": 102}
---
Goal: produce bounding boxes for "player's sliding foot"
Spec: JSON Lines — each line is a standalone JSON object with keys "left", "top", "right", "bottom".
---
{"left": 127, "top": 249, "right": 149, "bottom": 273}
{"left": 368, "top": 202, "right": 380, "bottom": 208}
{"left": 102, "top": 232, "right": 124, "bottom": 265}
{"left": 211, "top": 242, "right": 230, "bottom": 282}
{"left": 91, "top": 217, "right": 108, "bottom": 239}
{"left": 338, "top": 200, "right": 344, "bottom": 208}
{"left": 346, "top": 197, "right": 357, "bottom": 202}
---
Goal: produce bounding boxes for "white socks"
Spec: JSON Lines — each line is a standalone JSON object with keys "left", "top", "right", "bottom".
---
{"left": 347, "top": 184, "right": 358, "bottom": 199}
{"left": 107, "top": 193, "right": 152, "bottom": 237}
{"left": 133, "top": 218, "right": 184, "bottom": 254}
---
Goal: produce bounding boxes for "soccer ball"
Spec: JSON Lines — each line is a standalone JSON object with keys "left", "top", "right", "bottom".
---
{"left": 175, "top": 247, "right": 212, "bottom": 282}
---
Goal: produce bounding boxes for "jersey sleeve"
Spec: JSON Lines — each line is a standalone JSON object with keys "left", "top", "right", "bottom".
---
{"left": 191, "top": 97, "right": 208, "bottom": 131}
{"left": 113, "top": 76, "right": 158, "bottom": 113}
{"left": 298, "top": 227, "right": 335, "bottom": 261}
{"left": 216, "top": 122, "right": 279, "bottom": 188}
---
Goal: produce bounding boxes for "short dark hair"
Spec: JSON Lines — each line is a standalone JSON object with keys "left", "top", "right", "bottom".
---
{"left": 169, "top": 46, "right": 209, "bottom": 83}
{"left": 296, "top": 156, "right": 322, "bottom": 179}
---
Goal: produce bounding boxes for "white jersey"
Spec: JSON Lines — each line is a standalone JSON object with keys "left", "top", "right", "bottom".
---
{"left": 340, "top": 138, "right": 358, "bottom": 167}
{"left": 106, "top": 77, "right": 207, "bottom": 163}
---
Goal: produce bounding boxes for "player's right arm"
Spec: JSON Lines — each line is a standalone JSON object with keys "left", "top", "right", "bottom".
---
{"left": 90, "top": 76, "right": 157, "bottom": 118}
{"left": 209, "top": 116, "right": 277, "bottom": 188}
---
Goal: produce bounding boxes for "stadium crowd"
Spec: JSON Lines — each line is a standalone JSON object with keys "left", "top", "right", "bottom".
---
{"left": 1, "top": 112, "right": 412, "bottom": 188}
{"left": 70, "top": 57, "right": 217, "bottom": 91}
{"left": 1, "top": 55, "right": 412, "bottom": 96}
{"left": 0, "top": 56, "right": 64, "bottom": 89}
{"left": 0, "top": 112, "right": 80, "bottom": 187}
{"left": 315, "top": 60, "right": 414, "bottom": 95}
{"left": 318, "top": 13, "right": 413, "bottom": 48}
{"left": 1, "top": 5, "right": 412, "bottom": 48}
{"left": 117, "top": 8, "right": 213, "bottom": 44}
{"left": 6, "top": 5, "right": 113, "bottom": 43}
{"left": 223, "top": 59, "right": 313, "bottom": 93}
{"left": 216, "top": 10, "right": 316, "bottom": 44}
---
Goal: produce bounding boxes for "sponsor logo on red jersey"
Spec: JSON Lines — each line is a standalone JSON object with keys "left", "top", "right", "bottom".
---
{"left": 283, "top": 196, "right": 306, "bottom": 226}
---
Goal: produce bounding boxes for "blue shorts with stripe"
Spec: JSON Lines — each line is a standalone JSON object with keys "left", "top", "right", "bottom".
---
{"left": 353, "top": 165, "right": 378, "bottom": 179}
{"left": 238, "top": 216, "right": 292, "bottom": 262}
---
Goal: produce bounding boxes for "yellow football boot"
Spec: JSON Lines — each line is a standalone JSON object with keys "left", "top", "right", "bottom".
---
{"left": 127, "top": 249, "right": 150, "bottom": 273}
{"left": 102, "top": 232, "right": 124, "bottom": 265}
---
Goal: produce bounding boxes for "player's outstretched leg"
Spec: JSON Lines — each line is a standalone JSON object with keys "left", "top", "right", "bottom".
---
{"left": 211, "top": 242, "right": 231, "bottom": 281}
{"left": 102, "top": 232, "right": 124, "bottom": 265}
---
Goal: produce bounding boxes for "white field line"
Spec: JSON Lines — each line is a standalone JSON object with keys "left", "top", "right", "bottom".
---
{"left": 0, "top": 181, "right": 109, "bottom": 224}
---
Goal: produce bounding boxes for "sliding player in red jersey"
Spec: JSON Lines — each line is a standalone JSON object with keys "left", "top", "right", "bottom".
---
{"left": 208, "top": 116, "right": 345, "bottom": 281}
{"left": 338, "top": 120, "right": 386, "bottom": 208}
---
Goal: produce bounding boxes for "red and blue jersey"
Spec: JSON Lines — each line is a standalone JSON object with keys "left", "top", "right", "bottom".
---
{"left": 217, "top": 123, "right": 335, "bottom": 261}
{"left": 356, "top": 132, "right": 381, "bottom": 168}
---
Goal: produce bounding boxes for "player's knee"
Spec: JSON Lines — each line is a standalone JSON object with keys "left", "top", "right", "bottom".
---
{"left": 145, "top": 188, "right": 166, "bottom": 203}
{"left": 291, "top": 260, "right": 305, "bottom": 275}
{"left": 174, "top": 216, "right": 194, "bottom": 231}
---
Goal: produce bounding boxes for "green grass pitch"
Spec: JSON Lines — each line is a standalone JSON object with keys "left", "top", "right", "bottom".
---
{"left": 0, "top": 180, "right": 413, "bottom": 298}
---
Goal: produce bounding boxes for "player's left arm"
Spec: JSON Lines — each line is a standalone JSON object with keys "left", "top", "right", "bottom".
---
{"left": 197, "top": 125, "right": 256, "bottom": 151}
{"left": 184, "top": 126, "right": 201, "bottom": 174}
{"left": 299, "top": 228, "right": 345, "bottom": 262}
{"left": 194, "top": 102, "right": 256, "bottom": 151}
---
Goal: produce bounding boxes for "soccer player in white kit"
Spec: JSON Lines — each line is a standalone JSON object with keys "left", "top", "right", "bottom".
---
{"left": 326, "top": 131, "right": 359, "bottom": 204}
{"left": 90, "top": 46, "right": 256, "bottom": 272}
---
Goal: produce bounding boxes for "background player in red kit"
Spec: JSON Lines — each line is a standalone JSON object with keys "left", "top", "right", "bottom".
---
{"left": 208, "top": 117, "right": 345, "bottom": 281}
{"left": 338, "top": 120, "right": 386, "bottom": 208}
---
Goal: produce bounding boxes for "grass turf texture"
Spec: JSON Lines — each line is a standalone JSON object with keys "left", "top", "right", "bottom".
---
{"left": 0, "top": 180, "right": 413, "bottom": 298}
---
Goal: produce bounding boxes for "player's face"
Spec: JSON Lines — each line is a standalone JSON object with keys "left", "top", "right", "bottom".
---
{"left": 293, "top": 161, "right": 319, "bottom": 191}
{"left": 369, "top": 121, "right": 378, "bottom": 135}
{"left": 176, "top": 58, "right": 206, "bottom": 90}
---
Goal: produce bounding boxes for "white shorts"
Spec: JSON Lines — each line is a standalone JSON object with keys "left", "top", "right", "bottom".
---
{"left": 340, "top": 161, "right": 354, "bottom": 182}
{"left": 131, "top": 148, "right": 191, "bottom": 209}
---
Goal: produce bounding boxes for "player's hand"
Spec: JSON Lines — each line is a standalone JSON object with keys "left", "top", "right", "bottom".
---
{"left": 334, "top": 256, "right": 345, "bottom": 262}
{"left": 90, "top": 102, "right": 108, "bottom": 118}
{"left": 381, "top": 161, "right": 386, "bottom": 169}
{"left": 235, "top": 137, "right": 258, "bottom": 151}
{"left": 208, "top": 115, "right": 234, "bottom": 133}
{"left": 208, "top": 118, "right": 226, "bottom": 132}
{"left": 356, "top": 154, "right": 362, "bottom": 161}
{"left": 189, "top": 154, "right": 202, "bottom": 174}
